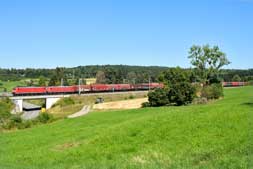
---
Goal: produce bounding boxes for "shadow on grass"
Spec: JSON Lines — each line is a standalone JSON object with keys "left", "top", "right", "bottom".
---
{"left": 241, "top": 102, "right": 253, "bottom": 107}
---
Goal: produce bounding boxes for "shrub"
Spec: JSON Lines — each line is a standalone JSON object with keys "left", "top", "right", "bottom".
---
{"left": 168, "top": 82, "right": 196, "bottom": 106}
{"left": 129, "top": 95, "right": 135, "bottom": 99}
{"left": 38, "top": 112, "right": 53, "bottom": 123}
{"left": 10, "top": 115, "right": 22, "bottom": 123}
{"left": 148, "top": 88, "right": 169, "bottom": 107}
{"left": 201, "top": 83, "right": 223, "bottom": 100}
{"left": 141, "top": 102, "right": 151, "bottom": 108}
{"left": 22, "top": 120, "right": 32, "bottom": 128}
{"left": 0, "top": 98, "right": 13, "bottom": 121}
{"left": 2, "top": 115, "right": 23, "bottom": 129}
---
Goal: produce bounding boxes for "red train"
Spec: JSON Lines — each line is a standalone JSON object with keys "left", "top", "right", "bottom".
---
{"left": 12, "top": 83, "right": 164, "bottom": 96}
{"left": 222, "top": 82, "right": 247, "bottom": 87}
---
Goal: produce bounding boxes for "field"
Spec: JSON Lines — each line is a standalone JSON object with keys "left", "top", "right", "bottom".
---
{"left": 93, "top": 98, "right": 148, "bottom": 110}
{"left": 0, "top": 80, "right": 26, "bottom": 92}
{"left": 49, "top": 91, "right": 148, "bottom": 118}
{"left": 0, "top": 87, "right": 252, "bottom": 169}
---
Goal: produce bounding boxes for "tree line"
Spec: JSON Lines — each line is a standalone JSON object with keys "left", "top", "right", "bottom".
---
{"left": 0, "top": 65, "right": 252, "bottom": 85}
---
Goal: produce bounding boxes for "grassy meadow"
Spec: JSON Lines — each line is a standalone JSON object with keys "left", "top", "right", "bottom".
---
{"left": 0, "top": 87, "right": 252, "bottom": 169}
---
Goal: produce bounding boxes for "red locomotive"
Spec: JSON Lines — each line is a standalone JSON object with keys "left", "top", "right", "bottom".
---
{"left": 12, "top": 83, "right": 163, "bottom": 96}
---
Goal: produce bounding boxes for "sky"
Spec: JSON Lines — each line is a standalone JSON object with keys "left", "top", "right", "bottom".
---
{"left": 0, "top": 0, "right": 252, "bottom": 69}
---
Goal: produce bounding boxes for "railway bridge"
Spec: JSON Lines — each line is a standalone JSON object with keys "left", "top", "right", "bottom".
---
{"left": 10, "top": 95, "right": 70, "bottom": 113}
{"left": 7, "top": 90, "right": 148, "bottom": 113}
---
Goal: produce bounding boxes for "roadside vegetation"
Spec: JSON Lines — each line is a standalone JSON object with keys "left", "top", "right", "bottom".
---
{"left": 0, "top": 86, "right": 252, "bottom": 169}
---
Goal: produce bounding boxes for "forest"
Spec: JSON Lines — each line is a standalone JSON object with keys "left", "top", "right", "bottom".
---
{"left": 0, "top": 65, "right": 252, "bottom": 85}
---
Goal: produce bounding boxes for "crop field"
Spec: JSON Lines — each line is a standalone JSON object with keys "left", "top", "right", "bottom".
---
{"left": 0, "top": 87, "right": 252, "bottom": 169}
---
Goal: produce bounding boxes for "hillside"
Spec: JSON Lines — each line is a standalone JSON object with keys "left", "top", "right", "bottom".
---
{"left": 0, "top": 87, "right": 252, "bottom": 169}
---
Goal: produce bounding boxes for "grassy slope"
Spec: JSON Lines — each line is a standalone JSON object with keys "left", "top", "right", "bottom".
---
{"left": 0, "top": 87, "right": 252, "bottom": 169}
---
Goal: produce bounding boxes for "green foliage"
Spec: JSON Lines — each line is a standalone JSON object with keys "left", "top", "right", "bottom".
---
{"left": 201, "top": 83, "right": 224, "bottom": 100}
{"left": 0, "top": 87, "right": 252, "bottom": 168}
{"left": 96, "top": 71, "right": 106, "bottom": 84}
{"left": 154, "top": 67, "right": 195, "bottom": 106}
{"left": 159, "top": 67, "right": 190, "bottom": 87}
{"left": 188, "top": 44, "right": 230, "bottom": 84}
{"left": 128, "top": 95, "right": 135, "bottom": 99}
{"left": 148, "top": 88, "right": 169, "bottom": 107}
{"left": 0, "top": 98, "right": 13, "bottom": 123}
{"left": 0, "top": 66, "right": 253, "bottom": 84}
{"left": 37, "top": 113, "right": 53, "bottom": 123}
{"left": 10, "top": 115, "right": 22, "bottom": 123}
{"left": 168, "top": 82, "right": 196, "bottom": 106}
{"left": 249, "top": 80, "right": 253, "bottom": 85}
{"left": 48, "top": 67, "right": 69, "bottom": 86}
{"left": 141, "top": 102, "right": 150, "bottom": 107}
{"left": 38, "top": 76, "right": 47, "bottom": 86}
{"left": 53, "top": 97, "right": 75, "bottom": 108}
{"left": 0, "top": 80, "right": 27, "bottom": 92}
{"left": 232, "top": 74, "right": 241, "bottom": 82}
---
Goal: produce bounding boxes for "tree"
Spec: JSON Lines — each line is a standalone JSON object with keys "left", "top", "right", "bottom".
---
{"left": 48, "top": 67, "right": 68, "bottom": 86}
{"left": 48, "top": 75, "right": 58, "bottom": 86}
{"left": 96, "top": 71, "right": 106, "bottom": 84}
{"left": 188, "top": 44, "right": 230, "bottom": 85}
{"left": 127, "top": 72, "right": 137, "bottom": 84}
{"left": 159, "top": 67, "right": 190, "bottom": 87}
{"left": 38, "top": 76, "right": 47, "bottom": 86}
{"left": 26, "top": 79, "right": 34, "bottom": 86}
{"left": 232, "top": 74, "right": 241, "bottom": 82}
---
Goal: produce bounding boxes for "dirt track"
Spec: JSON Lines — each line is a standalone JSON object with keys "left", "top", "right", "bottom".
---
{"left": 93, "top": 98, "right": 148, "bottom": 110}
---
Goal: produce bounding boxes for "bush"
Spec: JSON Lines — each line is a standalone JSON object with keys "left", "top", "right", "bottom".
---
{"left": 168, "top": 82, "right": 196, "bottom": 106}
{"left": 17, "top": 121, "right": 32, "bottom": 129}
{"left": 10, "top": 115, "right": 22, "bottom": 123}
{"left": 129, "top": 95, "right": 135, "bottom": 99}
{"left": 2, "top": 115, "right": 23, "bottom": 130}
{"left": 201, "top": 83, "right": 223, "bottom": 100}
{"left": 38, "top": 112, "right": 53, "bottom": 123}
{"left": 141, "top": 102, "right": 151, "bottom": 108}
{"left": 0, "top": 98, "right": 13, "bottom": 121}
{"left": 148, "top": 88, "right": 169, "bottom": 107}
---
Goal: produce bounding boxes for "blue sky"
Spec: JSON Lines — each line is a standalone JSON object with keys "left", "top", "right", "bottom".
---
{"left": 0, "top": 0, "right": 252, "bottom": 69}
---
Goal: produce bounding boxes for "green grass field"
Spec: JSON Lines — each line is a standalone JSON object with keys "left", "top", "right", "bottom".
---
{"left": 0, "top": 80, "right": 26, "bottom": 92}
{"left": 0, "top": 87, "right": 252, "bottom": 169}
{"left": 0, "top": 79, "right": 41, "bottom": 92}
